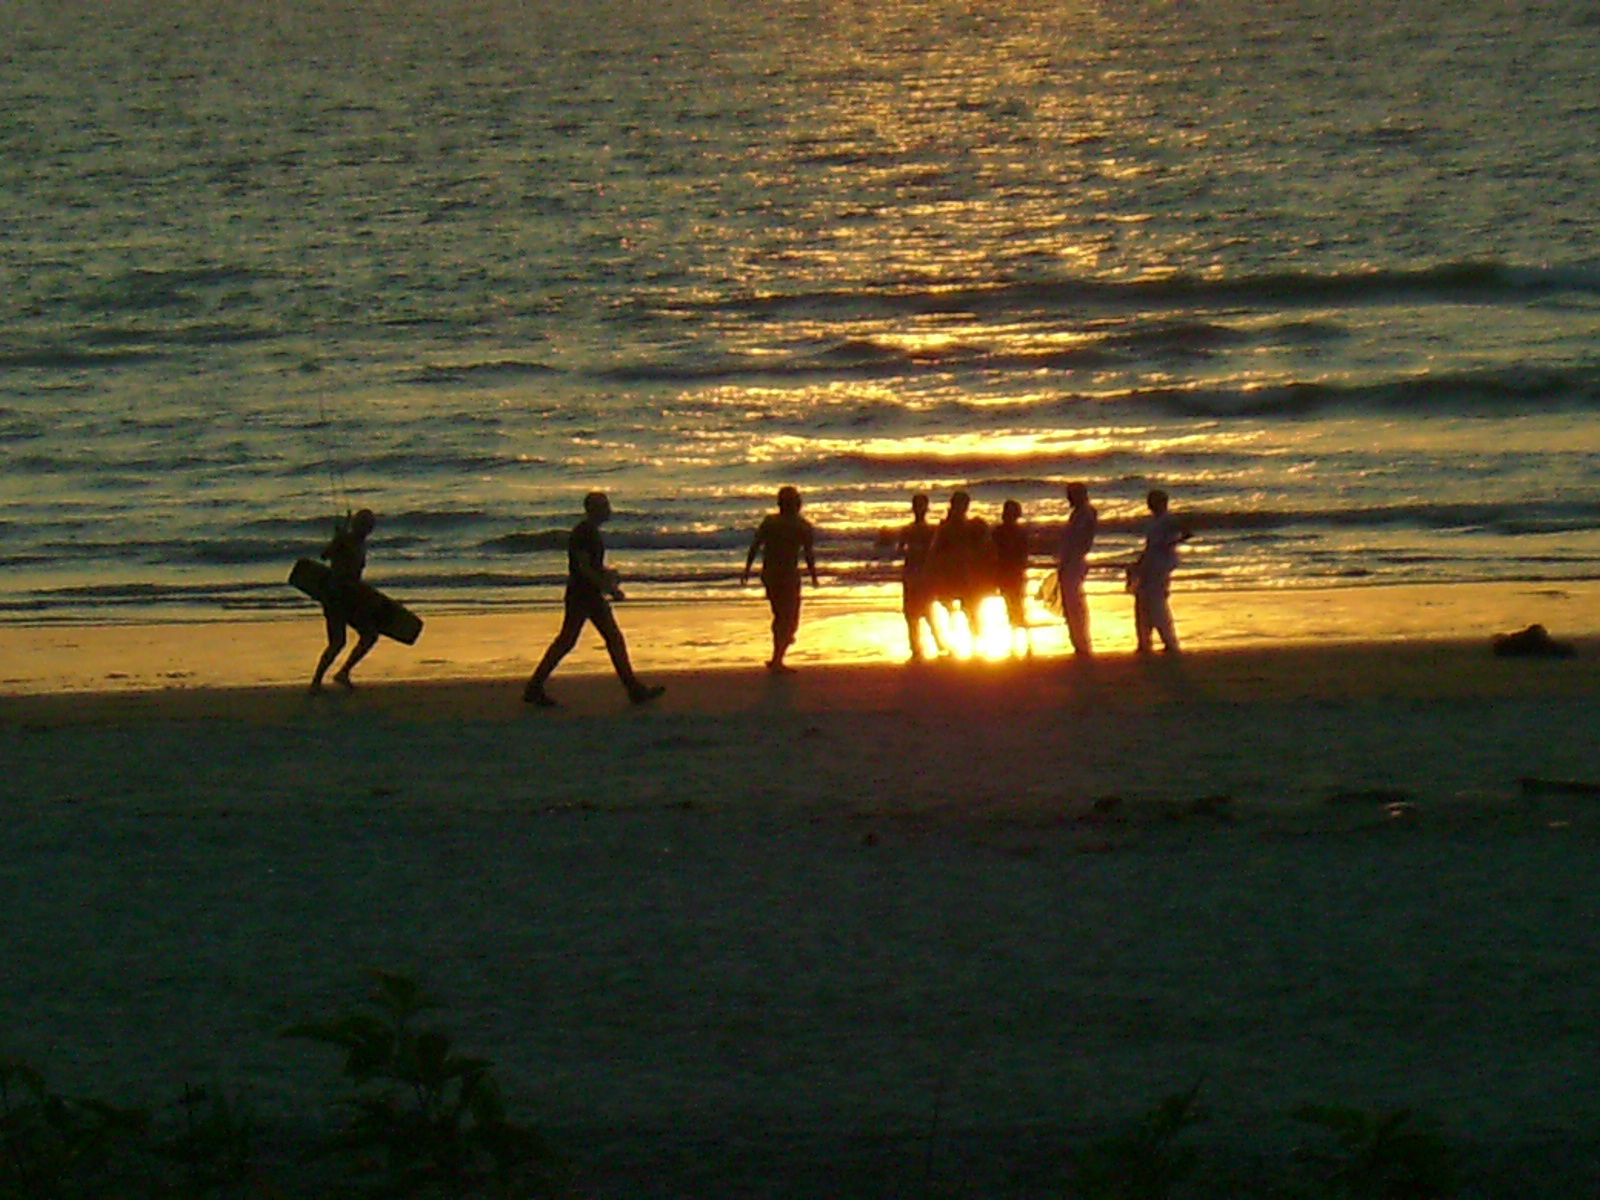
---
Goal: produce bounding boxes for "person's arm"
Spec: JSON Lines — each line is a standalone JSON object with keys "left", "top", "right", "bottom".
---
{"left": 320, "top": 511, "right": 349, "bottom": 559}
{"left": 320, "top": 520, "right": 347, "bottom": 561}
{"left": 741, "top": 525, "right": 765, "bottom": 585}
{"left": 1060, "top": 512, "right": 1086, "bottom": 563}
{"left": 575, "top": 559, "right": 620, "bottom": 598}
{"left": 1159, "top": 525, "right": 1191, "bottom": 551}
{"left": 569, "top": 526, "right": 618, "bottom": 596}
{"left": 804, "top": 528, "right": 818, "bottom": 588}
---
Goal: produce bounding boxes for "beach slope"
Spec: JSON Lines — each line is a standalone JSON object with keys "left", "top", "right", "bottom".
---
{"left": 5, "top": 634, "right": 1600, "bottom": 1195}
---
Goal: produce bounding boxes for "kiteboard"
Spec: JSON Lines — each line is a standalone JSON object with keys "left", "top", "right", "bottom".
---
{"left": 289, "top": 558, "right": 424, "bottom": 645}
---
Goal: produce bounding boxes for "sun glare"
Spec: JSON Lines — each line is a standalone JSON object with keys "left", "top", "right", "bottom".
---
{"left": 924, "top": 595, "right": 1028, "bottom": 662}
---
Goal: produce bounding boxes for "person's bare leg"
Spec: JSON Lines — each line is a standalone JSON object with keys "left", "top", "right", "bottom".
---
{"left": 593, "top": 602, "right": 663, "bottom": 702}
{"left": 1064, "top": 583, "right": 1092, "bottom": 657}
{"left": 524, "top": 604, "right": 585, "bottom": 705}
{"left": 310, "top": 615, "right": 346, "bottom": 694}
{"left": 332, "top": 631, "right": 378, "bottom": 689}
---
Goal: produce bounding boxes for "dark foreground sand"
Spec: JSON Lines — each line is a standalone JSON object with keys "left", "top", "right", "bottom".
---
{"left": 5, "top": 631, "right": 1600, "bottom": 1195}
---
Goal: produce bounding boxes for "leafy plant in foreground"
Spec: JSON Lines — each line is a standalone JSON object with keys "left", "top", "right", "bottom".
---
{"left": 0, "top": 1057, "right": 151, "bottom": 1199}
{"left": 1288, "top": 1103, "right": 1458, "bottom": 1199}
{"left": 283, "top": 969, "right": 558, "bottom": 1198}
{"left": 152, "top": 1082, "right": 256, "bottom": 1193}
{"left": 1067, "top": 1079, "right": 1206, "bottom": 1200}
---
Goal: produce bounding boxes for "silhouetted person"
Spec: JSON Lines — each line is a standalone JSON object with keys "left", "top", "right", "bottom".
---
{"left": 929, "top": 490, "right": 983, "bottom": 640}
{"left": 964, "top": 515, "right": 997, "bottom": 641}
{"left": 895, "top": 492, "right": 945, "bottom": 660}
{"left": 743, "top": 485, "right": 818, "bottom": 673}
{"left": 1130, "top": 488, "right": 1190, "bottom": 654}
{"left": 310, "top": 508, "right": 380, "bottom": 693}
{"left": 1058, "top": 482, "right": 1098, "bottom": 657}
{"left": 993, "top": 499, "right": 1031, "bottom": 655}
{"left": 524, "top": 492, "right": 663, "bottom": 707}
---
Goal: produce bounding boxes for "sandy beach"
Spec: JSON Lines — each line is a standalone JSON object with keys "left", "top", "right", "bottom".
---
{"left": 5, "top": 583, "right": 1600, "bottom": 1196}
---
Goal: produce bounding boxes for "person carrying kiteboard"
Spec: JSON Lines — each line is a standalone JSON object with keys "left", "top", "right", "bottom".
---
{"left": 308, "top": 508, "right": 381, "bottom": 693}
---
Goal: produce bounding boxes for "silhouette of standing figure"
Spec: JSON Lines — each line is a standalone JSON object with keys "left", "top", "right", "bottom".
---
{"left": 524, "top": 492, "right": 664, "bottom": 707}
{"left": 1058, "top": 482, "right": 1098, "bottom": 657}
{"left": 895, "top": 492, "right": 945, "bottom": 661}
{"left": 993, "top": 499, "right": 1031, "bottom": 655}
{"left": 310, "top": 508, "right": 380, "bottom": 694}
{"left": 1130, "top": 488, "right": 1190, "bottom": 654}
{"left": 743, "top": 485, "right": 818, "bottom": 673}
{"left": 929, "top": 490, "right": 981, "bottom": 641}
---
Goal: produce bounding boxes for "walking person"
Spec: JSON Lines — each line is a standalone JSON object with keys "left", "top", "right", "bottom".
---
{"left": 1058, "top": 482, "right": 1098, "bottom": 657}
{"left": 1130, "top": 488, "right": 1190, "bottom": 655}
{"left": 524, "top": 492, "right": 664, "bottom": 707}
{"left": 742, "top": 485, "right": 818, "bottom": 673}
{"left": 309, "top": 508, "right": 381, "bottom": 693}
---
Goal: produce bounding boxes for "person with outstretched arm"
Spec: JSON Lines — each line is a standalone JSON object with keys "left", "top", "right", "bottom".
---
{"left": 1129, "top": 488, "right": 1190, "bottom": 655}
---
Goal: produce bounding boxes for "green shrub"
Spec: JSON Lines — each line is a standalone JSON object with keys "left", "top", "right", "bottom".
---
{"left": 1287, "top": 1103, "right": 1458, "bottom": 1199}
{"left": 0, "top": 1057, "right": 152, "bottom": 1199}
{"left": 1067, "top": 1080, "right": 1206, "bottom": 1200}
{"left": 283, "top": 969, "right": 560, "bottom": 1198}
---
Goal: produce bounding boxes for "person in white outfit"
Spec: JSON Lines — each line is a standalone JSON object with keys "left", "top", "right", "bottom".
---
{"left": 1057, "top": 482, "right": 1098, "bottom": 657}
{"left": 1130, "top": 488, "right": 1189, "bottom": 654}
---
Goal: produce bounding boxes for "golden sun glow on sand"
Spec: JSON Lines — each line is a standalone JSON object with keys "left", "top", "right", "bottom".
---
{"left": 796, "top": 585, "right": 1050, "bottom": 667}
{"left": 931, "top": 595, "right": 1026, "bottom": 662}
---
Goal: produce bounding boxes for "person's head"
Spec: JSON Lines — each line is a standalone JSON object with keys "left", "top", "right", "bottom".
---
{"left": 351, "top": 509, "right": 376, "bottom": 538}
{"left": 911, "top": 492, "right": 929, "bottom": 518}
{"left": 1147, "top": 488, "right": 1169, "bottom": 515}
{"left": 1002, "top": 499, "right": 1021, "bottom": 524}
{"left": 583, "top": 491, "right": 612, "bottom": 522}
{"left": 777, "top": 485, "right": 802, "bottom": 516}
{"left": 1066, "top": 482, "right": 1089, "bottom": 509}
{"left": 949, "top": 490, "right": 970, "bottom": 517}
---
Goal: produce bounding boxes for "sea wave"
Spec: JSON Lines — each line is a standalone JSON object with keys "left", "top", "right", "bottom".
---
{"left": 688, "top": 362, "right": 1600, "bottom": 425}
{"left": 659, "top": 261, "right": 1600, "bottom": 321}
{"left": 0, "top": 345, "right": 167, "bottom": 370}
{"left": 1132, "top": 367, "right": 1600, "bottom": 418}
{"left": 22, "top": 497, "right": 1594, "bottom": 575}
{"left": 403, "top": 359, "right": 561, "bottom": 385}
{"left": 482, "top": 528, "right": 751, "bottom": 555}
{"left": 72, "top": 266, "right": 268, "bottom": 315}
{"left": 572, "top": 333, "right": 1600, "bottom": 420}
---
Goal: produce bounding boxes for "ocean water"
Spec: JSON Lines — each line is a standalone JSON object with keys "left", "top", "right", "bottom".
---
{"left": 4, "top": 0, "right": 1600, "bottom": 623}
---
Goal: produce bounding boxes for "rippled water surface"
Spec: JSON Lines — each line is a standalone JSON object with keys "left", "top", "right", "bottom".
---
{"left": 4, "top": 0, "right": 1600, "bottom": 620}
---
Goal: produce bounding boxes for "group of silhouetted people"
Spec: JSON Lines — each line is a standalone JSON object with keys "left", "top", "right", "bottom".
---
{"left": 305, "top": 483, "right": 1190, "bottom": 698}
{"left": 895, "top": 489, "right": 1034, "bottom": 660}
{"left": 892, "top": 484, "right": 1190, "bottom": 662}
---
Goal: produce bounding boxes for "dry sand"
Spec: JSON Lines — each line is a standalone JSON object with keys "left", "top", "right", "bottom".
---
{"left": 4, "top": 587, "right": 1600, "bottom": 1195}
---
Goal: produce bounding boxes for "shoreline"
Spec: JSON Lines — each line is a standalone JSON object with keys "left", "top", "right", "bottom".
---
{"left": 5, "top": 636, "right": 1600, "bottom": 729}
{"left": 1, "top": 576, "right": 1595, "bottom": 700}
